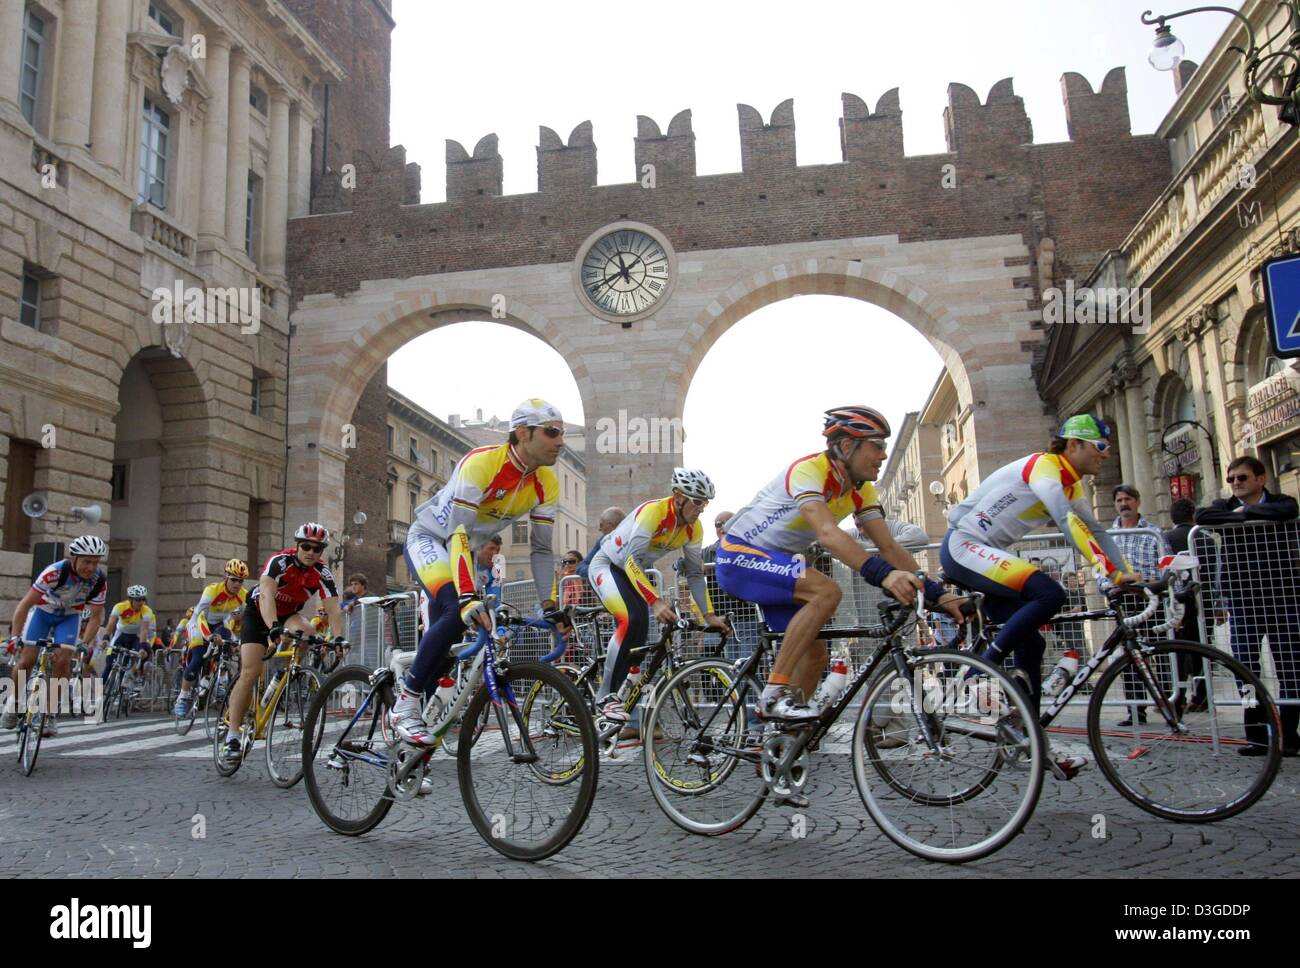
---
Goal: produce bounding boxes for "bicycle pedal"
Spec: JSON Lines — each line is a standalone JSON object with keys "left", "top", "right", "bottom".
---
{"left": 775, "top": 791, "right": 810, "bottom": 810}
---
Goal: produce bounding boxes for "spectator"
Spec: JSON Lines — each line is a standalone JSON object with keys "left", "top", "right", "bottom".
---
{"left": 558, "top": 550, "right": 585, "bottom": 607}
{"left": 340, "top": 574, "right": 368, "bottom": 614}
{"left": 1103, "top": 484, "right": 1168, "bottom": 726}
{"left": 475, "top": 535, "right": 503, "bottom": 589}
{"left": 1196, "top": 456, "right": 1300, "bottom": 756}
{"left": 702, "top": 511, "right": 734, "bottom": 564}
{"left": 576, "top": 507, "right": 626, "bottom": 580}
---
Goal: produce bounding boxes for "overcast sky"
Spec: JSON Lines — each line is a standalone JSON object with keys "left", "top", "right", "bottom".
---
{"left": 386, "top": 0, "right": 1232, "bottom": 516}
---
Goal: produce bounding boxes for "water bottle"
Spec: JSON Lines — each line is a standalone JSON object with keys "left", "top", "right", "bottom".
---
{"left": 198, "top": 673, "right": 211, "bottom": 694}
{"left": 812, "top": 653, "right": 850, "bottom": 711}
{"left": 616, "top": 665, "right": 643, "bottom": 703}
{"left": 427, "top": 674, "right": 457, "bottom": 722}
{"left": 1042, "top": 650, "right": 1080, "bottom": 699}
{"left": 262, "top": 670, "right": 281, "bottom": 706}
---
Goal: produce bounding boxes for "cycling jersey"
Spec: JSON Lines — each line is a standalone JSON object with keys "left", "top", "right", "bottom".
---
{"left": 109, "top": 600, "right": 156, "bottom": 636}
{"left": 310, "top": 615, "right": 328, "bottom": 634}
{"left": 249, "top": 550, "right": 339, "bottom": 620}
{"left": 407, "top": 443, "right": 558, "bottom": 600}
{"left": 724, "top": 452, "right": 884, "bottom": 554}
{"left": 946, "top": 452, "right": 1130, "bottom": 581}
{"left": 30, "top": 559, "right": 107, "bottom": 616}
{"left": 594, "top": 495, "right": 711, "bottom": 611}
{"left": 186, "top": 581, "right": 247, "bottom": 639}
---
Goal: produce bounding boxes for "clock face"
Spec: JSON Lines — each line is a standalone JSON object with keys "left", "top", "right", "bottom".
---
{"left": 578, "top": 228, "right": 671, "bottom": 317}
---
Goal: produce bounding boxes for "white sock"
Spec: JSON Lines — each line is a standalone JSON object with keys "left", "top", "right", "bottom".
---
{"left": 761, "top": 684, "right": 784, "bottom": 703}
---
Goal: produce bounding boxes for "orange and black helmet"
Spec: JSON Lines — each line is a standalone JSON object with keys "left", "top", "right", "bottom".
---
{"left": 823, "top": 406, "right": 891, "bottom": 441}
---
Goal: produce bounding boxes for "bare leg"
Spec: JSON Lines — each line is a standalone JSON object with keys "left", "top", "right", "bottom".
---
{"left": 768, "top": 570, "right": 841, "bottom": 700}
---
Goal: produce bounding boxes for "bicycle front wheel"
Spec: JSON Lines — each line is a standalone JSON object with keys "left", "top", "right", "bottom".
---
{"left": 852, "top": 648, "right": 1045, "bottom": 863}
{"left": 202, "top": 668, "right": 229, "bottom": 741}
{"left": 266, "top": 667, "right": 322, "bottom": 788}
{"left": 19, "top": 684, "right": 46, "bottom": 777}
{"left": 642, "top": 659, "right": 765, "bottom": 836}
{"left": 1087, "top": 639, "right": 1282, "bottom": 822}
{"left": 302, "top": 665, "right": 396, "bottom": 836}
{"left": 457, "top": 661, "right": 597, "bottom": 861}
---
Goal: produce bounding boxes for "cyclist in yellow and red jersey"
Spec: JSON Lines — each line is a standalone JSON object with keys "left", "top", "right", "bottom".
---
{"left": 391, "top": 398, "right": 567, "bottom": 745}
{"left": 940, "top": 414, "right": 1139, "bottom": 777}
{"left": 99, "top": 585, "right": 156, "bottom": 682}
{"left": 718, "top": 407, "right": 967, "bottom": 723}
{"left": 589, "top": 469, "right": 730, "bottom": 721}
{"left": 173, "top": 560, "right": 248, "bottom": 717}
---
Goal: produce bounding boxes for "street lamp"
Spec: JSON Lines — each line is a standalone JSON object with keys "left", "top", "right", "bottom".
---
{"left": 1141, "top": 5, "right": 1300, "bottom": 122}
{"left": 1161, "top": 419, "right": 1222, "bottom": 475}
{"left": 329, "top": 511, "right": 368, "bottom": 571}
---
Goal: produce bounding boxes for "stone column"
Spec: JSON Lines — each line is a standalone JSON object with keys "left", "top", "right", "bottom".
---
{"left": 288, "top": 103, "right": 313, "bottom": 218}
{"left": 197, "top": 33, "right": 231, "bottom": 242}
{"left": 1182, "top": 334, "right": 1220, "bottom": 498}
{"left": 0, "top": 1, "right": 27, "bottom": 114}
{"left": 1123, "top": 377, "right": 1156, "bottom": 505}
{"left": 89, "top": 0, "right": 130, "bottom": 173}
{"left": 53, "top": 0, "right": 98, "bottom": 148}
{"left": 224, "top": 48, "right": 251, "bottom": 252}
{"left": 263, "top": 87, "right": 290, "bottom": 276}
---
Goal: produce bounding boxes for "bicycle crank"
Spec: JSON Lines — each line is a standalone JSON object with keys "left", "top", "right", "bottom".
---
{"left": 388, "top": 743, "right": 429, "bottom": 803}
{"left": 761, "top": 733, "right": 810, "bottom": 808}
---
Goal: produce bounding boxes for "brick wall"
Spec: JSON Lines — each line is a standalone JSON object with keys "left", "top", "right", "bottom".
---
{"left": 288, "top": 72, "right": 1171, "bottom": 310}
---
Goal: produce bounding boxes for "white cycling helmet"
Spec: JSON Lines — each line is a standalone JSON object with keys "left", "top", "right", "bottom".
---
{"left": 671, "top": 468, "right": 716, "bottom": 502}
{"left": 68, "top": 534, "right": 108, "bottom": 557}
{"left": 126, "top": 584, "right": 148, "bottom": 599}
{"left": 294, "top": 522, "right": 330, "bottom": 546}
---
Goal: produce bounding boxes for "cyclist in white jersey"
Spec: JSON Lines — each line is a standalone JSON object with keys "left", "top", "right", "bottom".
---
{"left": 940, "top": 414, "right": 1138, "bottom": 776}
{"left": 718, "top": 407, "right": 966, "bottom": 720}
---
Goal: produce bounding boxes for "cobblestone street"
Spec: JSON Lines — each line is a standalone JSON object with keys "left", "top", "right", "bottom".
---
{"left": 2, "top": 716, "right": 1296, "bottom": 878}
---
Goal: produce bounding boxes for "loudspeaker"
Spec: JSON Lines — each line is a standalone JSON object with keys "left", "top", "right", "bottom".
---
{"left": 31, "top": 542, "right": 65, "bottom": 581}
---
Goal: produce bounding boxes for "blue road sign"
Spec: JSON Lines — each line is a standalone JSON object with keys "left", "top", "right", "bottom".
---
{"left": 1261, "top": 253, "right": 1300, "bottom": 358}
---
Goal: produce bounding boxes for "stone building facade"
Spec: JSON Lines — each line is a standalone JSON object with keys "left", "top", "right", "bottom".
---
{"left": 876, "top": 409, "right": 945, "bottom": 543}
{"left": 1038, "top": 0, "right": 1300, "bottom": 515}
{"left": 0, "top": 0, "right": 350, "bottom": 619}
{"left": 284, "top": 69, "right": 1175, "bottom": 540}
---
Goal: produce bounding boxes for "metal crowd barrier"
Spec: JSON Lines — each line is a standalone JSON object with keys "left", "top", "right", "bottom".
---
{"left": 1186, "top": 520, "right": 1300, "bottom": 708}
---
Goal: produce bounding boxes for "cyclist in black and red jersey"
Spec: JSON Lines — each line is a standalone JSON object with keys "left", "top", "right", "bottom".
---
{"left": 218, "top": 522, "right": 344, "bottom": 764}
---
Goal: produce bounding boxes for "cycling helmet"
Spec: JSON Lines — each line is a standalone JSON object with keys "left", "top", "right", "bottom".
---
{"left": 510, "top": 398, "right": 564, "bottom": 429}
{"left": 126, "top": 584, "right": 148, "bottom": 599}
{"left": 823, "top": 406, "right": 891, "bottom": 441}
{"left": 671, "top": 468, "right": 716, "bottom": 501}
{"left": 68, "top": 534, "right": 108, "bottom": 557}
{"left": 294, "top": 522, "right": 330, "bottom": 546}
{"left": 224, "top": 558, "right": 250, "bottom": 579}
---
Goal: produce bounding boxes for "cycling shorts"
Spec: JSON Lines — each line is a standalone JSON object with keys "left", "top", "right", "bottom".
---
{"left": 715, "top": 537, "right": 802, "bottom": 632}
{"left": 22, "top": 609, "right": 80, "bottom": 647}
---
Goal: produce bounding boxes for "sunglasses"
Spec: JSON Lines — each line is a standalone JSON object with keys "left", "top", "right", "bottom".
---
{"left": 1226, "top": 473, "right": 1253, "bottom": 484}
{"left": 298, "top": 542, "right": 326, "bottom": 553}
{"left": 563, "top": 559, "right": 580, "bottom": 566}
{"left": 685, "top": 497, "right": 709, "bottom": 508}
{"left": 530, "top": 426, "right": 564, "bottom": 439}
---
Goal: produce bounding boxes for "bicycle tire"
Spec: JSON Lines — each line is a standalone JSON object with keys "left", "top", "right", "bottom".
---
{"left": 457, "top": 660, "right": 598, "bottom": 861}
{"left": 642, "top": 658, "right": 766, "bottom": 836}
{"left": 174, "top": 676, "right": 200, "bottom": 736}
{"left": 1086, "top": 639, "right": 1282, "bottom": 822}
{"left": 202, "top": 667, "right": 230, "bottom": 741}
{"left": 519, "top": 662, "right": 591, "bottom": 785}
{"left": 210, "top": 686, "right": 244, "bottom": 778}
{"left": 302, "top": 665, "right": 396, "bottom": 836}
{"left": 265, "top": 667, "right": 321, "bottom": 789}
{"left": 20, "top": 676, "right": 47, "bottom": 776}
{"left": 852, "top": 648, "right": 1045, "bottom": 863}
{"left": 100, "top": 668, "right": 119, "bottom": 722}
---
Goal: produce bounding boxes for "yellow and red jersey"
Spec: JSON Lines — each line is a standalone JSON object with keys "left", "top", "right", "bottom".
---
{"left": 187, "top": 581, "right": 247, "bottom": 640}
{"left": 595, "top": 496, "right": 711, "bottom": 612}
{"left": 109, "top": 600, "right": 156, "bottom": 637}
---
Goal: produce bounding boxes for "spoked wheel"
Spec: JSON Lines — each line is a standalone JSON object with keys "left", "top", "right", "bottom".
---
{"left": 302, "top": 665, "right": 396, "bottom": 836}
{"left": 101, "top": 668, "right": 120, "bottom": 722}
{"left": 203, "top": 668, "right": 230, "bottom": 741}
{"left": 642, "top": 659, "right": 766, "bottom": 836}
{"left": 457, "top": 660, "right": 597, "bottom": 861}
{"left": 210, "top": 686, "right": 249, "bottom": 778}
{"left": 852, "top": 648, "right": 1045, "bottom": 863}
{"left": 266, "top": 667, "right": 323, "bottom": 788}
{"left": 519, "top": 663, "right": 591, "bottom": 782}
{"left": 1087, "top": 640, "right": 1282, "bottom": 822}
{"left": 174, "top": 678, "right": 200, "bottom": 736}
{"left": 18, "top": 682, "right": 47, "bottom": 777}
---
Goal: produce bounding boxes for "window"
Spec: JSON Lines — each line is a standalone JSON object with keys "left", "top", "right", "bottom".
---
{"left": 111, "top": 462, "right": 128, "bottom": 503}
{"left": 20, "top": 9, "right": 48, "bottom": 128}
{"left": 245, "top": 173, "right": 261, "bottom": 258}
{"left": 386, "top": 425, "right": 394, "bottom": 452}
{"left": 409, "top": 436, "right": 419, "bottom": 463}
{"left": 148, "top": 2, "right": 177, "bottom": 35}
{"left": 251, "top": 369, "right": 272, "bottom": 416}
{"left": 2, "top": 440, "right": 39, "bottom": 553}
{"left": 408, "top": 488, "right": 418, "bottom": 516}
{"left": 20, "top": 268, "right": 42, "bottom": 330}
{"left": 138, "top": 98, "right": 170, "bottom": 209}
{"left": 428, "top": 450, "right": 437, "bottom": 476}
{"left": 386, "top": 480, "right": 393, "bottom": 518}
{"left": 512, "top": 520, "right": 528, "bottom": 543}
{"left": 249, "top": 85, "right": 267, "bottom": 115}
{"left": 1210, "top": 88, "right": 1236, "bottom": 127}
{"left": 1172, "top": 125, "right": 1198, "bottom": 170}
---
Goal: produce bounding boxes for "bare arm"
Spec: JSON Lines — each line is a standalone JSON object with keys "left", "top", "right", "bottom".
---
{"left": 258, "top": 575, "right": 279, "bottom": 628}
{"left": 9, "top": 588, "right": 43, "bottom": 640}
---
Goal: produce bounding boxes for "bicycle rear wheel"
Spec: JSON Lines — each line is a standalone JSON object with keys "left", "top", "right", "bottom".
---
{"left": 302, "top": 665, "right": 396, "bottom": 835}
{"left": 457, "top": 660, "right": 597, "bottom": 861}
{"left": 642, "top": 659, "right": 766, "bottom": 836}
{"left": 852, "top": 648, "right": 1045, "bottom": 863}
{"left": 266, "top": 667, "right": 322, "bottom": 788}
{"left": 202, "top": 667, "right": 230, "bottom": 741}
{"left": 1087, "top": 639, "right": 1281, "bottom": 822}
{"left": 210, "top": 688, "right": 247, "bottom": 778}
{"left": 18, "top": 683, "right": 46, "bottom": 776}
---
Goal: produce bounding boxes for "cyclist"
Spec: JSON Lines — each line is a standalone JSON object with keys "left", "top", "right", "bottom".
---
{"left": 99, "top": 585, "right": 155, "bottom": 685}
{"left": 390, "top": 398, "right": 566, "bottom": 745}
{"left": 718, "top": 407, "right": 966, "bottom": 721}
{"left": 589, "top": 468, "right": 730, "bottom": 721}
{"left": 219, "top": 524, "right": 343, "bottom": 763}
{"left": 3, "top": 535, "right": 109, "bottom": 734}
{"left": 172, "top": 559, "right": 249, "bottom": 717}
{"left": 940, "top": 414, "right": 1138, "bottom": 777}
